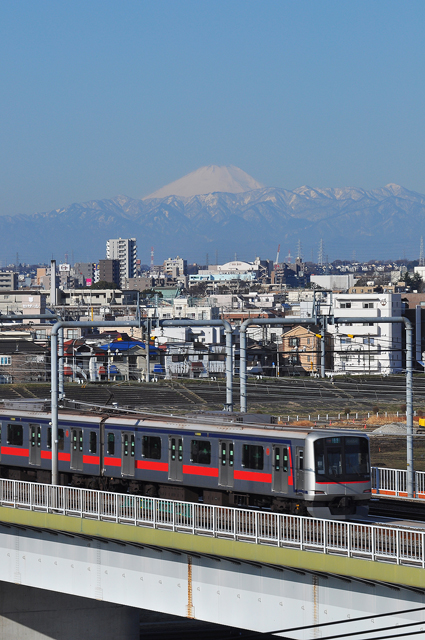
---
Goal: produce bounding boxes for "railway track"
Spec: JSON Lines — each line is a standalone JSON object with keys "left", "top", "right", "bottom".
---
{"left": 369, "top": 496, "right": 425, "bottom": 522}
{"left": 3, "top": 374, "right": 425, "bottom": 414}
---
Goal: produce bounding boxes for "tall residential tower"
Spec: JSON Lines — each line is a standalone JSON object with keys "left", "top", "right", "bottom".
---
{"left": 106, "top": 238, "right": 137, "bottom": 287}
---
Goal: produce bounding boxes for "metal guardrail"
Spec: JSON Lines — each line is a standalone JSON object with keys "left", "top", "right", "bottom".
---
{"left": 0, "top": 478, "right": 424, "bottom": 568}
{"left": 372, "top": 466, "right": 425, "bottom": 499}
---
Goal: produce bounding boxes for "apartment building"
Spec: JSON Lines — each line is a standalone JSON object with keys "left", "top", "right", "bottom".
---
{"left": 0, "top": 272, "right": 18, "bottom": 290}
{"left": 99, "top": 259, "right": 120, "bottom": 287}
{"left": 163, "top": 257, "right": 187, "bottom": 278}
{"left": 328, "top": 292, "right": 402, "bottom": 374}
{"left": 106, "top": 238, "right": 137, "bottom": 286}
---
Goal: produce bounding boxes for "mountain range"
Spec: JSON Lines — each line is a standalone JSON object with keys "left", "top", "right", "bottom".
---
{"left": 2, "top": 166, "right": 424, "bottom": 264}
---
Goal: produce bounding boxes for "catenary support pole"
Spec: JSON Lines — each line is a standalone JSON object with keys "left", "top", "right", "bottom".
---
{"left": 58, "top": 327, "right": 64, "bottom": 399}
{"left": 240, "top": 318, "right": 318, "bottom": 413}
{"left": 50, "top": 320, "right": 142, "bottom": 485}
{"left": 320, "top": 316, "right": 326, "bottom": 378}
{"left": 334, "top": 316, "right": 414, "bottom": 497}
{"left": 146, "top": 318, "right": 150, "bottom": 382}
{"left": 160, "top": 319, "right": 233, "bottom": 411}
{"left": 415, "top": 305, "right": 422, "bottom": 363}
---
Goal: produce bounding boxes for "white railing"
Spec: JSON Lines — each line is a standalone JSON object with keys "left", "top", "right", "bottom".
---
{"left": 0, "top": 478, "right": 424, "bottom": 569}
{"left": 372, "top": 466, "right": 425, "bottom": 498}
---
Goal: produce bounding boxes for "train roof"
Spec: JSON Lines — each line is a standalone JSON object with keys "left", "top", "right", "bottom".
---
{"left": 0, "top": 400, "right": 368, "bottom": 440}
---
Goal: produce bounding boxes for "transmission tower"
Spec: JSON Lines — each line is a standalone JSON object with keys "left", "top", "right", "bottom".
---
{"left": 296, "top": 239, "right": 302, "bottom": 260}
{"left": 420, "top": 237, "right": 424, "bottom": 266}
{"left": 150, "top": 247, "right": 154, "bottom": 273}
{"left": 318, "top": 239, "right": 324, "bottom": 266}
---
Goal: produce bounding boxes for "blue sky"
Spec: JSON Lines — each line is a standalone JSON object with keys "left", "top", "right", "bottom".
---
{"left": 1, "top": 0, "right": 425, "bottom": 216}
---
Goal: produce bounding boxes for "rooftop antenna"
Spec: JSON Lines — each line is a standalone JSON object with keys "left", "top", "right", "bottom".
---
{"left": 150, "top": 246, "right": 154, "bottom": 273}
{"left": 420, "top": 237, "right": 424, "bottom": 266}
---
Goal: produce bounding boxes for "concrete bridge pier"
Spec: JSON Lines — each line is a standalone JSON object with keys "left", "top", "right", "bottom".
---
{"left": 0, "top": 582, "right": 140, "bottom": 640}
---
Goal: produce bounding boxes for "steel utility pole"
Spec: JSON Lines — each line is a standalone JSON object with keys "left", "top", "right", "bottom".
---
{"left": 334, "top": 316, "right": 414, "bottom": 498}
{"left": 50, "top": 320, "right": 142, "bottom": 486}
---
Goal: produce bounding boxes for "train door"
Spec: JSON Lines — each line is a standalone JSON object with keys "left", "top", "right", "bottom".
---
{"left": 168, "top": 436, "right": 183, "bottom": 481}
{"left": 296, "top": 446, "right": 304, "bottom": 491}
{"left": 218, "top": 440, "right": 234, "bottom": 488}
{"left": 71, "top": 428, "right": 83, "bottom": 471}
{"left": 29, "top": 423, "right": 41, "bottom": 466}
{"left": 121, "top": 432, "right": 135, "bottom": 476}
{"left": 272, "top": 445, "right": 289, "bottom": 493}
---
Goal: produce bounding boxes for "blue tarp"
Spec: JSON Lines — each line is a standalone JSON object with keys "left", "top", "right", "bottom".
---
{"left": 98, "top": 341, "right": 159, "bottom": 354}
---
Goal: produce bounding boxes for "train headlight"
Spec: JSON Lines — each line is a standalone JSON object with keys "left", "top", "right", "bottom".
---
{"left": 314, "top": 490, "right": 325, "bottom": 494}
{"left": 363, "top": 489, "right": 371, "bottom": 493}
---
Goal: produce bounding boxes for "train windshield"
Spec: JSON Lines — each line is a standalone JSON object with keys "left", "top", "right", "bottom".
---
{"left": 314, "top": 436, "right": 369, "bottom": 482}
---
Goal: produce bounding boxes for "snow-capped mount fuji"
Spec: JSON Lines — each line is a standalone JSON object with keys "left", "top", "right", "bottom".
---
{"left": 1, "top": 180, "right": 425, "bottom": 263}
{"left": 143, "top": 165, "right": 265, "bottom": 199}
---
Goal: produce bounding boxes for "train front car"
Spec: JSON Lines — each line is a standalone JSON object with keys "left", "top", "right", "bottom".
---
{"left": 303, "top": 432, "right": 371, "bottom": 519}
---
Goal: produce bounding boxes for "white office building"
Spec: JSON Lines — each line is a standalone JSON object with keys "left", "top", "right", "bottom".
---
{"left": 106, "top": 238, "right": 137, "bottom": 286}
{"left": 327, "top": 292, "right": 403, "bottom": 375}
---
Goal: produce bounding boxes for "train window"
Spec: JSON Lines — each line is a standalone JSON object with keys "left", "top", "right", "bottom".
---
{"left": 298, "top": 450, "right": 304, "bottom": 470}
{"left": 315, "top": 440, "right": 325, "bottom": 475}
{"left": 47, "top": 428, "right": 64, "bottom": 450}
{"left": 274, "top": 447, "right": 280, "bottom": 471}
{"left": 143, "top": 436, "right": 161, "bottom": 459}
{"left": 89, "top": 431, "right": 97, "bottom": 454}
{"left": 7, "top": 424, "right": 23, "bottom": 446}
{"left": 229, "top": 444, "right": 234, "bottom": 466}
{"left": 123, "top": 435, "right": 129, "bottom": 457}
{"left": 274, "top": 447, "right": 289, "bottom": 472}
{"left": 345, "top": 437, "right": 369, "bottom": 475}
{"left": 178, "top": 438, "right": 183, "bottom": 462}
{"left": 242, "top": 444, "right": 264, "bottom": 470}
{"left": 107, "top": 433, "right": 115, "bottom": 455}
{"left": 190, "top": 440, "right": 211, "bottom": 465}
{"left": 131, "top": 435, "right": 135, "bottom": 457}
{"left": 314, "top": 437, "right": 369, "bottom": 480}
{"left": 171, "top": 438, "right": 176, "bottom": 461}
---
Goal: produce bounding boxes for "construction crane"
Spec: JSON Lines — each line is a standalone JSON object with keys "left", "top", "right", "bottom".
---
{"left": 274, "top": 244, "right": 280, "bottom": 271}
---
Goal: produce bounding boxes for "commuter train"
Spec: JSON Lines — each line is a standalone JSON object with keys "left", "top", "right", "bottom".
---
{"left": 0, "top": 400, "right": 371, "bottom": 519}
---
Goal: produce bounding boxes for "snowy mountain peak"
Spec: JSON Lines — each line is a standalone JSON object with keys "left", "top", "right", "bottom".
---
{"left": 143, "top": 165, "right": 265, "bottom": 199}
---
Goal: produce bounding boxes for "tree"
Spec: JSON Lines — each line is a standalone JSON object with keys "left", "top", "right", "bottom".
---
{"left": 90, "top": 280, "right": 118, "bottom": 289}
{"left": 402, "top": 271, "right": 424, "bottom": 291}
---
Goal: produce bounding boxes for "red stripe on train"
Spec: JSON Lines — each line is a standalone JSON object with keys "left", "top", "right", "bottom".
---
{"left": 83, "top": 455, "right": 100, "bottom": 465}
{"left": 104, "top": 456, "right": 121, "bottom": 467}
{"left": 234, "top": 470, "right": 272, "bottom": 483}
{"left": 40, "top": 451, "right": 70, "bottom": 462}
{"left": 136, "top": 460, "right": 168, "bottom": 472}
{"left": 183, "top": 465, "right": 219, "bottom": 478}
{"left": 1, "top": 446, "right": 29, "bottom": 457}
